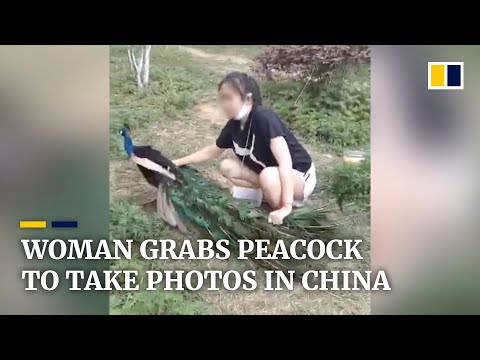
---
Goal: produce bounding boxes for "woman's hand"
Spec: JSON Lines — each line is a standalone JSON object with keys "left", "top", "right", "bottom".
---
{"left": 172, "top": 145, "right": 224, "bottom": 168}
{"left": 268, "top": 205, "right": 292, "bottom": 225}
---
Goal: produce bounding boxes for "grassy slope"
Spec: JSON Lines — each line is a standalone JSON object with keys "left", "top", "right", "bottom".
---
{"left": 110, "top": 45, "right": 216, "bottom": 159}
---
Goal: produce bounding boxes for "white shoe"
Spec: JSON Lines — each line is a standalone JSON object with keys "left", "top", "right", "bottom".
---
{"left": 231, "top": 186, "right": 263, "bottom": 207}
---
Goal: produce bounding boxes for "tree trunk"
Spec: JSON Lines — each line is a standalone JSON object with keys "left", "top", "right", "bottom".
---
{"left": 127, "top": 45, "right": 152, "bottom": 89}
{"left": 142, "top": 45, "right": 152, "bottom": 87}
{"left": 127, "top": 46, "right": 135, "bottom": 75}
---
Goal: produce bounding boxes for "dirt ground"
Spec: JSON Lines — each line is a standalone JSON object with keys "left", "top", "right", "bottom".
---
{"left": 110, "top": 46, "right": 370, "bottom": 314}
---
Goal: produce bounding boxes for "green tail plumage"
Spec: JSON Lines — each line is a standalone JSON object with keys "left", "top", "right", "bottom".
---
{"left": 161, "top": 166, "right": 336, "bottom": 243}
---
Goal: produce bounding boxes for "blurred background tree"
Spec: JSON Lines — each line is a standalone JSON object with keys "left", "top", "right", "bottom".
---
{"left": 127, "top": 45, "right": 152, "bottom": 88}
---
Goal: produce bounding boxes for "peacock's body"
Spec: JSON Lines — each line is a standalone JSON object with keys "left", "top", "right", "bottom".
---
{"left": 119, "top": 126, "right": 337, "bottom": 268}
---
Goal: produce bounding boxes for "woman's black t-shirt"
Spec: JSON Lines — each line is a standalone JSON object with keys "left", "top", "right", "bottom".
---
{"left": 215, "top": 105, "right": 312, "bottom": 174}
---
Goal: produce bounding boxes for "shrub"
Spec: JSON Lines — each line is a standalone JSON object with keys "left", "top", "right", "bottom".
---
{"left": 255, "top": 45, "right": 370, "bottom": 82}
{"left": 262, "top": 65, "right": 370, "bottom": 154}
{"left": 324, "top": 157, "right": 370, "bottom": 212}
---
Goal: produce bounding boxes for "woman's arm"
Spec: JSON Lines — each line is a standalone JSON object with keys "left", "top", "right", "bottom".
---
{"left": 174, "top": 144, "right": 224, "bottom": 167}
{"left": 268, "top": 136, "right": 294, "bottom": 224}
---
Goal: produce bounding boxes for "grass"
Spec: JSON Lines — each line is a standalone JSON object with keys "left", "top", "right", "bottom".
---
{"left": 109, "top": 198, "right": 165, "bottom": 240}
{"left": 109, "top": 198, "right": 208, "bottom": 315}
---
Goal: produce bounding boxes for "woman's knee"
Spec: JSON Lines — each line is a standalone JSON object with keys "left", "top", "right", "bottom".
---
{"left": 259, "top": 167, "right": 280, "bottom": 188}
{"left": 259, "top": 167, "right": 281, "bottom": 208}
{"left": 220, "top": 158, "right": 239, "bottom": 179}
{"left": 259, "top": 167, "right": 307, "bottom": 208}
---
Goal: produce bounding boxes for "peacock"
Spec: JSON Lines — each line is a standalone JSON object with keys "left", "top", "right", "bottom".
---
{"left": 119, "top": 125, "right": 338, "bottom": 270}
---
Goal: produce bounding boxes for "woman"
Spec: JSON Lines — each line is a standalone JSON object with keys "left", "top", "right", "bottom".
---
{"left": 173, "top": 72, "right": 316, "bottom": 225}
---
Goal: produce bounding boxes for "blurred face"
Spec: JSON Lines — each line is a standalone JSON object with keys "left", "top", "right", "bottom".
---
{"left": 218, "top": 83, "right": 252, "bottom": 119}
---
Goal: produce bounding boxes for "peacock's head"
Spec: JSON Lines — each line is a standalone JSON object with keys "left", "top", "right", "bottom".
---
{"left": 117, "top": 124, "right": 131, "bottom": 137}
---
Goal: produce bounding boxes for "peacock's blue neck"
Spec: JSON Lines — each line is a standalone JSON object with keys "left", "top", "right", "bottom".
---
{"left": 123, "top": 134, "right": 134, "bottom": 157}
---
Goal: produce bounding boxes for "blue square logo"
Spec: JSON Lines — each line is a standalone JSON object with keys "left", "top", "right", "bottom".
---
{"left": 447, "top": 65, "right": 461, "bottom": 86}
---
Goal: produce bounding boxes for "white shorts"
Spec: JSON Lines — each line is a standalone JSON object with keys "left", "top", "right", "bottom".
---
{"left": 293, "top": 162, "right": 317, "bottom": 207}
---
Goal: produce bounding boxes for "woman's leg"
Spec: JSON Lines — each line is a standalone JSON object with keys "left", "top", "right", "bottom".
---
{"left": 220, "top": 158, "right": 260, "bottom": 188}
{"left": 259, "top": 167, "right": 306, "bottom": 210}
{"left": 220, "top": 159, "right": 307, "bottom": 209}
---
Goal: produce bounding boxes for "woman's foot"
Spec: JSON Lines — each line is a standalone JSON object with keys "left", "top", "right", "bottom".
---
{"left": 231, "top": 186, "right": 263, "bottom": 207}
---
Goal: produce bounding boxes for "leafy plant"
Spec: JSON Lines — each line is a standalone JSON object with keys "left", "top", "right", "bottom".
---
{"left": 324, "top": 157, "right": 370, "bottom": 212}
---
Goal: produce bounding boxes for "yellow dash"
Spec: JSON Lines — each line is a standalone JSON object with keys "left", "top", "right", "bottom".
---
{"left": 20, "top": 221, "right": 47, "bottom": 229}
{"left": 431, "top": 65, "right": 445, "bottom": 87}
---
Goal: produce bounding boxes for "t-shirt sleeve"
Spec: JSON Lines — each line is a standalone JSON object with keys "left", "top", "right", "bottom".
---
{"left": 257, "top": 110, "right": 286, "bottom": 139}
{"left": 216, "top": 120, "right": 234, "bottom": 149}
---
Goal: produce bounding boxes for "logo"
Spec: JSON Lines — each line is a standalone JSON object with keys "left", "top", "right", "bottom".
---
{"left": 19, "top": 220, "right": 78, "bottom": 228}
{"left": 428, "top": 62, "right": 464, "bottom": 90}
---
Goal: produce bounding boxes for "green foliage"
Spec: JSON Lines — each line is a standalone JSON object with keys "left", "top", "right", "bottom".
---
{"left": 324, "top": 157, "right": 370, "bottom": 212}
{"left": 109, "top": 198, "right": 208, "bottom": 315}
{"left": 110, "top": 257, "right": 207, "bottom": 315}
{"left": 109, "top": 45, "right": 215, "bottom": 159}
{"left": 262, "top": 66, "right": 370, "bottom": 155}
{"left": 111, "top": 288, "right": 207, "bottom": 315}
{"left": 110, "top": 254, "right": 208, "bottom": 315}
{"left": 109, "top": 198, "right": 165, "bottom": 240}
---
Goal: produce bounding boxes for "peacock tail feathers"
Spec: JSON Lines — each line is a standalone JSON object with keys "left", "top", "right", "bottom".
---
{"left": 163, "top": 166, "right": 337, "bottom": 248}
